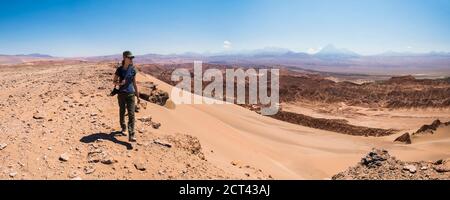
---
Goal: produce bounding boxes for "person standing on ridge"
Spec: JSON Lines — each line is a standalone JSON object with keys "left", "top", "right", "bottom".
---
{"left": 113, "top": 51, "right": 140, "bottom": 142}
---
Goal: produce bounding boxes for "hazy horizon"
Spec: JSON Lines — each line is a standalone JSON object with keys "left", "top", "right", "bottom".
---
{"left": 3, "top": 44, "right": 450, "bottom": 58}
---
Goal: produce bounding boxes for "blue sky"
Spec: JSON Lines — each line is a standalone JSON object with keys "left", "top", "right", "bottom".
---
{"left": 0, "top": 0, "right": 449, "bottom": 57}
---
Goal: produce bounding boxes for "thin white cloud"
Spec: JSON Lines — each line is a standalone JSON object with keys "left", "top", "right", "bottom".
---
{"left": 307, "top": 47, "right": 322, "bottom": 54}
{"left": 223, "top": 40, "right": 232, "bottom": 49}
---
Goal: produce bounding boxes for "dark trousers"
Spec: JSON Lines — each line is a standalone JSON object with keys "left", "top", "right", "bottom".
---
{"left": 118, "top": 93, "right": 135, "bottom": 136}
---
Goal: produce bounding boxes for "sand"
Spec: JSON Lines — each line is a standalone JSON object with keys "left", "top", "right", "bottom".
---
{"left": 0, "top": 63, "right": 449, "bottom": 180}
{"left": 139, "top": 66, "right": 450, "bottom": 179}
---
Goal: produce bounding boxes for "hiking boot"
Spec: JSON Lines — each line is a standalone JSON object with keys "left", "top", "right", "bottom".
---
{"left": 120, "top": 129, "right": 127, "bottom": 136}
{"left": 129, "top": 134, "right": 136, "bottom": 142}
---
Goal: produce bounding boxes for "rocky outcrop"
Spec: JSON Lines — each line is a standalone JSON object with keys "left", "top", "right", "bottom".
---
{"left": 393, "top": 120, "right": 450, "bottom": 144}
{"left": 166, "top": 133, "right": 205, "bottom": 160}
{"left": 138, "top": 82, "right": 169, "bottom": 106}
{"left": 414, "top": 119, "right": 450, "bottom": 135}
{"left": 332, "top": 149, "right": 450, "bottom": 180}
{"left": 271, "top": 111, "right": 396, "bottom": 137}
{"left": 394, "top": 133, "right": 412, "bottom": 144}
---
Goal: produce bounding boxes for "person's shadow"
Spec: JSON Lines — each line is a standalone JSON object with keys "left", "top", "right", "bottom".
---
{"left": 80, "top": 131, "right": 133, "bottom": 150}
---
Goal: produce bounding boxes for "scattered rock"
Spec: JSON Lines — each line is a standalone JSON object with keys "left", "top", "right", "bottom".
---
{"left": 394, "top": 132, "right": 412, "bottom": 144}
{"left": 83, "top": 166, "right": 96, "bottom": 175}
{"left": 9, "top": 172, "right": 17, "bottom": 178}
{"left": 139, "top": 102, "right": 147, "bottom": 110}
{"left": 33, "top": 112, "right": 45, "bottom": 120}
{"left": 134, "top": 161, "right": 146, "bottom": 171}
{"left": 138, "top": 116, "right": 161, "bottom": 129}
{"left": 152, "top": 122, "right": 161, "bottom": 129}
{"left": 100, "top": 156, "right": 116, "bottom": 165}
{"left": 138, "top": 117, "right": 152, "bottom": 122}
{"left": 68, "top": 170, "right": 81, "bottom": 178}
{"left": 136, "top": 142, "right": 143, "bottom": 146}
{"left": 0, "top": 143, "right": 7, "bottom": 150}
{"left": 231, "top": 160, "right": 241, "bottom": 166}
{"left": 153, "top": 139, "right": 172, "bottom": 148}
{"left": 59, "top": 153, "right": 70, "bottom": 162}
{"left": 403, "top": 165, "right": 417, "bottom": 173}
{"left": 138, "top": 128, "right": 145, "bottom": 133}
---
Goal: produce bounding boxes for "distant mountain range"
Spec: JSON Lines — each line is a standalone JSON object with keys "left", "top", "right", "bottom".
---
{"left": 375, "top": 51, "right": 450, "bottom": 57}
{"left": 68, "top": 45, "right": 445, "bottom": 75}
{"left": 2, "top": 46, "right": 449, "bottom": 75}
{"left": 314, "top": 44, "right": 360, "bottom": 59}
{"left": 0, "top": 53, "right": 55, "bottom": 65}
{"left": 14, "top": 53, "right": 54, "bottom": 58}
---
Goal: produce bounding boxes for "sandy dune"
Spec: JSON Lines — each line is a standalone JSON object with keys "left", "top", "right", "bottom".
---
{"left": 283, "top": 103, "right": 450, "bottom": 132}
{"left": 139, "top": 67, "right": 450, "bottom": 179}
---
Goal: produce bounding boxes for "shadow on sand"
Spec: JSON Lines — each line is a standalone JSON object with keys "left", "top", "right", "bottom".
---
{"left": 80, "top": 131, "right": 133, "bottom": 150}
